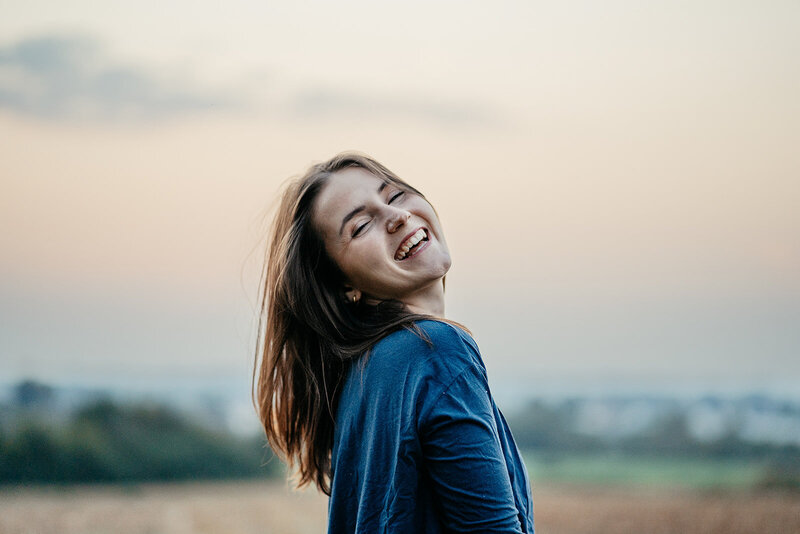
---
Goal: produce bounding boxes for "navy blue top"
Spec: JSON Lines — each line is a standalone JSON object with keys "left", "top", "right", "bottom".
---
{"left": 328, "top": 320, "right": 534, "bottom": 533}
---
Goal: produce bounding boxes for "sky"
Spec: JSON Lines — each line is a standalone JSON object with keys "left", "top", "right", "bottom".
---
{"left": 1, "top": 0, "right": 798, "bottom": 399}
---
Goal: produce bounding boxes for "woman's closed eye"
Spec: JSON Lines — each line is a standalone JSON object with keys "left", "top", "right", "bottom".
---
{"left": 388, "top": 191, "right": 405, "bottom": 204}
{"left": 352, "top": 220, "right": 370, "bottom": 238}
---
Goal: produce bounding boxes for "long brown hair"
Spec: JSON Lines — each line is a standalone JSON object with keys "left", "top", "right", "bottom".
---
{"left": 253, "top": 152, "right": 438, "bottom": 494}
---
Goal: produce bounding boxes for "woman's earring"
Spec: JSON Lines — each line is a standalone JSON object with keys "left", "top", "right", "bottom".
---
{"left": 352, "top": 294, "right": 358, "bottom": 304}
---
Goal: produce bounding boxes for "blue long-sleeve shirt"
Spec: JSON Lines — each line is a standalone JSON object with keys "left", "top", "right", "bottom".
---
{"left": 328, "top": 320, "right": 534, "bottom": 533}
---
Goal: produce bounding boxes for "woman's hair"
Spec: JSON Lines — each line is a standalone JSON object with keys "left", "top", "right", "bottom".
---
{"left": 253, "top": 152, "right": 436, "bottom": 494}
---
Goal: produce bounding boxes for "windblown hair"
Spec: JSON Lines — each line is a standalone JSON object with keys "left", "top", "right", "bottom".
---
{"left": 253, "top": 152, "right": 436, "bottom": 494}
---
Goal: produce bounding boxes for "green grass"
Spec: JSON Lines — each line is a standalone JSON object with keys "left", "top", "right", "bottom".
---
{"left": 521, "top": 451, "right": 768, "bottom": 489}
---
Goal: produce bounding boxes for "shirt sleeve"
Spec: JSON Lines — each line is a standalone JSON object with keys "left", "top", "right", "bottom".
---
{"left": 419, "top": 363, "right": 525, "bottom": 533}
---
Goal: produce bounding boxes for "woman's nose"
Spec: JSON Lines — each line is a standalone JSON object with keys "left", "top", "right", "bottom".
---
{"left": 386, "top": 208, "right": 411, "bottom": 233}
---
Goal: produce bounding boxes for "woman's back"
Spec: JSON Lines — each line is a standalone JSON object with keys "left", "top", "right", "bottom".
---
{"left": 329, "top": 320, "right": 534, "bottom": 534}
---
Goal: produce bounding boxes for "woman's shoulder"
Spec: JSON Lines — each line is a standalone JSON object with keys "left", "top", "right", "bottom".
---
{"left": 372, "top": 319, "right": 474, "bottom": 354}
{"left": 367, "top": 319, "right": 484, "bottom": 383}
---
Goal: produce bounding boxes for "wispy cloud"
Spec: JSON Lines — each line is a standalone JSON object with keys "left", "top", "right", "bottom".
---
{"left": 0, "top": 34, "right": 235, "bottom": 121}
{"left": 0, "top": 33, "right": 506, "bottom": 128}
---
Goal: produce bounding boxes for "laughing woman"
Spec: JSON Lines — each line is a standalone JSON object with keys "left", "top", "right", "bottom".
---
{"left": 254, "top": 152, "right": 534, "bottom": 533}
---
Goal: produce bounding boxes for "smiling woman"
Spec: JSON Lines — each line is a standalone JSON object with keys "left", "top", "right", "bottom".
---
{"left": 253, "top": 152, "right": 534, "bottom": 533}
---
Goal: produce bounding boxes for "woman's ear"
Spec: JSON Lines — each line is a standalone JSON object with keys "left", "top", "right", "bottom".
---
{"left": 344, "top": 286, "right": 361, "bottom": 304}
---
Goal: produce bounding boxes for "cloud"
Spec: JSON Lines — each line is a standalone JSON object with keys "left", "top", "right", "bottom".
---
{"left": 0, "top": 34, "right": 235, "bottom": 121}
{"left": 0, "top": 33, "right": 506, "bottom": 128}
{"left": 291, "top": 87, "right": 505, "bottom": 128}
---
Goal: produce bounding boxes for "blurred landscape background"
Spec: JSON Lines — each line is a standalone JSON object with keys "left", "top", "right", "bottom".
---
{"left": 1, "top": 0, "right": 798, "bottom": 532}
{"left": 1, "top": 378, "right": 799, "bottom": 488}
{"left": 2, "top": 378, "right": 799, "bottom": 532}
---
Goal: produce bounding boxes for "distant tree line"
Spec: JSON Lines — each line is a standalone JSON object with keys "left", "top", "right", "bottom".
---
{"left": 3, "top": 380, "right": 798, "bottom": 488}
{"left": 0, "top": 395, "right": 278, "bottom": 484}
{"left": 509, "top": 399, "right": 799, "bottom": 457}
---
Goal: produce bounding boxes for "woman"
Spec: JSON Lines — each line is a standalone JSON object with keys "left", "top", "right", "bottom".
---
{"left": 254, "top": 152, "right": 534, "bottom": 533}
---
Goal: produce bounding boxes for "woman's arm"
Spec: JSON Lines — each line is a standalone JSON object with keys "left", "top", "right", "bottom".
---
{"left": 420, "top": 364, "right": 527, "bottom": 533}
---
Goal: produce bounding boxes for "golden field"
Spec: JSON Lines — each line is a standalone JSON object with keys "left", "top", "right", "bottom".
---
{"left": 1, "top": 481, "right": 798, "bottom": 534}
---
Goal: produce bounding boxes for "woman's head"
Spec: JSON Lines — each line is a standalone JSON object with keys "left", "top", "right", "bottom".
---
{"left": 312, "top": 164, "right": 451, "bottom": 314}
{"left": 269, "top": 152, "right": 450, "bottom": 332}
{"left": 254, "top": 151, "right": 450, "bottom": 493}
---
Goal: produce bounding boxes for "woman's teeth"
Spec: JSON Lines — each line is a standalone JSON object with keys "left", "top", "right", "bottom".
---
{"left": 395, "top": 229, "right": 428, "bottom": 260}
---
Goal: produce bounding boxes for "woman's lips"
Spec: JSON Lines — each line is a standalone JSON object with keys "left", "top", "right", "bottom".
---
{"left": 395, "top": 227, "right": 429, "bottom": 260}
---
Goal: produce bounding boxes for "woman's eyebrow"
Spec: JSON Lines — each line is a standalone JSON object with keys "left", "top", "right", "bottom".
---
{"left": 338, "top": 182, "right": 389, "bottom": 236}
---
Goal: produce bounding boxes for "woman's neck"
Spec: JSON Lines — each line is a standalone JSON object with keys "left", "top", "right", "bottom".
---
{"left": 402, "top": 278, "right": 446, "bottom": 318}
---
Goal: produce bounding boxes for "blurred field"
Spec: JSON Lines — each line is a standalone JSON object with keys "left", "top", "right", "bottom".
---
{"left": 523, "top": 452, "right": 769, "bottom": 489}
{"left": 1, "top": 481, "right": 798, "bottom": 534}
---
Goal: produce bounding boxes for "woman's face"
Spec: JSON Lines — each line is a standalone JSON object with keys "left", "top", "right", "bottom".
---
{"left": 312, "top": 167, "right": 451, "bottom": 305}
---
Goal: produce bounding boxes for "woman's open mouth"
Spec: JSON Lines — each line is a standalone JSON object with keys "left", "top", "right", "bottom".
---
{"left": 395, "top": 228, "right": 429, "bottom": 261}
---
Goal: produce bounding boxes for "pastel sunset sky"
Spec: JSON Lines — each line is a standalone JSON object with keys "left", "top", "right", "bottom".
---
{"left": 1, "top": 0, "right": 798, "bottom": 398}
